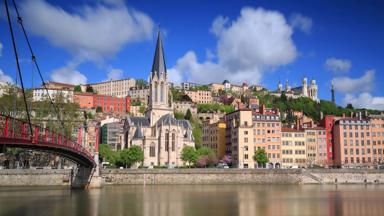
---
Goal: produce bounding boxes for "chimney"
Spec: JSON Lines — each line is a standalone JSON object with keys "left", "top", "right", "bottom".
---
{"left": 342, "top": 113, "right": 346, "bottom": 118}
{"left": 359, "top": 112, "right": 362, "bottom": 120}
{"left": 261, "top": 104, "right": 266, "bottom": 115}
{"left": 364, "top": 110, "right": 368, "bottom": 118}
{"left": 320, "top": 111, "right": 324, "bottom": 120}
{"left": 295, "top": 118, "right": 300, "bottom": 130}
{"left": 350, "top": 111, "right": 354, "bottom": 118}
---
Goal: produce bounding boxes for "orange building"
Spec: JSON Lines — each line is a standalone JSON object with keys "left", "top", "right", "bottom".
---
{"left": 333, "top": 117, "right": 373, "bottom": 167}
{"left": 74, "top": 92, "right": 130, "bottom": 114}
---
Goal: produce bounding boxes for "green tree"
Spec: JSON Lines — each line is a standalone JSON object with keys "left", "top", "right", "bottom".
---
{"left": 191, "top": 118, "right": 203, "bottom": 149}
{"left": 136, "top": 79, "right": 148, "bottom": 88}
{"left": 74, "top": 85, "right": 82, "bottom": 92}
{"left": 87, "top": 112, "right": 94, "bottom": 119}
{"left": 184, "top": 109, "right": 192, "bottom": 120}
{"left": 253, "top": 148, "right": 269, "bottom": 168}
{"left": 119, "top": 146, "right": 144, "bottom": 168}
{"left": 346, "top": 103, "right": 354, "bottom": 110}
{"left": 180, "top": 146, "right": 199, "bottom": 168}
{"left": 86, "top": 85, "right": 94, "bottom": 93}
{"left": 174, "top": 111, "right": 184, "bottom": 120}
{"left": 139, "top": 105, "right": 146, "bottom": 114}
{"left": 99, "top": 144, "right": 118, "bottom": 165}
{"left": 96, "top": 106, "right": 103, "bottom": 113}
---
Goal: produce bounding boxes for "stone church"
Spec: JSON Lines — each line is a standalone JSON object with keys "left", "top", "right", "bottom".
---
{"left": 272, "top": 77, "right": 319, "bottom": 102}
{"left": 123, "top": 31, "right": 195, "bottom": 167}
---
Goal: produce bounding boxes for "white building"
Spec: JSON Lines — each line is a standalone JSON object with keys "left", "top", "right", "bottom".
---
{"left": 32, "top": 88, "right": 73, "bottom": 102}
{"left": 272, "top": 77, "right": 319, "bottom": 102}
{"left": 90, "top": 78, "right": 136, "bottom": 98}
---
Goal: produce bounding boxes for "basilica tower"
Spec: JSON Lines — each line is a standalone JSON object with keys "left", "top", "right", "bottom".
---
{"left": 145, "top": 30, "right": 173, "bottom": 125}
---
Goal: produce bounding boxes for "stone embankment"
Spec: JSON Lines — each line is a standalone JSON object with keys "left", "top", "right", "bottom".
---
{"left": 0, "top": 169, "right": 383, "bottom": 187}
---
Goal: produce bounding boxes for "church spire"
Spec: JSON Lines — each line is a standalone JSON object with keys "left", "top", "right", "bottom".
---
{"left": 151, "top": 29, "right": 167, "bottom": 78}
{"left": 331, "top": 80, "right": 335, "bottom": 104}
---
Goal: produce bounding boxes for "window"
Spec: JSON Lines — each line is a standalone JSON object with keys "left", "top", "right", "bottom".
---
{"left": 165, "top": 131, "right": 169, "bottom": 151}
{"left": 149, "top": 144, "right": 156, "bottom": 157}
{"left": 244, "top": 154, "right": 248, "bottom": 159}
{"left": 172, "top": 132, "right": 176, "bottom": 151}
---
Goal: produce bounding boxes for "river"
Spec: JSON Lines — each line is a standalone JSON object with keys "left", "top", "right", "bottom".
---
{"left": 1, "top": 185, "right": 384, "bottom": 216}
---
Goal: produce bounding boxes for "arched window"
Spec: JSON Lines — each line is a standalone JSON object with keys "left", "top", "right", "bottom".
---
{"left": 150, "top": 143, "right": 156, "bottom": 157}
{"left": 160, "top": 82, "right": 164, "bottom": 102}
{"left": 172, "top": 130, "right": 176, "bottom": 152}
{"left": 165, "top": 130, "right": 169, "bottom": 152}
{"left": 153, "top": 82, "right": 158, "bottom": 102}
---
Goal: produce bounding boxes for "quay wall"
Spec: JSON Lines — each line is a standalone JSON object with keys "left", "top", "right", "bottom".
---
{"left": 1, "top": 169, "right": 383, "bottom": 186}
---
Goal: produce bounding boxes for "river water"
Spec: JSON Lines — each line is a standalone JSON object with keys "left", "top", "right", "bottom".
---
{"left": 1, "top": 185, "right": 384, "bottom": 216}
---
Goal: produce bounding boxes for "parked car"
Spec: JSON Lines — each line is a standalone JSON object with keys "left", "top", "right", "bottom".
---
{"left": 217, "top": 163, "right": 229, "bottom": 169}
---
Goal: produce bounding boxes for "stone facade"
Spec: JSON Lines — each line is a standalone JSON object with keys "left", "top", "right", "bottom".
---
{"left": 91, "top": 78, "right": 136, "bottom": 98}
{"left": 124, "top": 31, "right": 195, "bottom": 168}
{"left": 185, "top": 90, "right": 212, "bottom": 104}
{"left": 173, "top": 101, "right": 197, "bottom": 115}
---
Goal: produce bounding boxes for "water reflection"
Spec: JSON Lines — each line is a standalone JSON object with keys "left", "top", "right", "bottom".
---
{"left": 1, "top": 185, "right": 384, "bottom": 216}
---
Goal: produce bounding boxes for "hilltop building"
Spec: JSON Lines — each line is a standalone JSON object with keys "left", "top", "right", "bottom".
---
{"left": 123, "top": 31, "right": 195, "bottom": 168}
{"left": 271, "top": 77, "right": 319, "bottom": 102}
{"left": 90, "top": 78, "right": 136, "bottom": 98}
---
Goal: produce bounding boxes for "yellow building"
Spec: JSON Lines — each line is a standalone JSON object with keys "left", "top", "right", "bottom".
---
{"left": 185, "top": 90, "right": 212, "bottom": 104}
{"left": 91, "top": 78, "right": 136, "bottom": 98}
{"left": 202, "top": 119, "right": 226, "bottom": 159}
{"left": 225, "top": 109, "right": 254, "bottom": 168}
{"left": 281, "top": 127, "right": 307, "bottom": 168}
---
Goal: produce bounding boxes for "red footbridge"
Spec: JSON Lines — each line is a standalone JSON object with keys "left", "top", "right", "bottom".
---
{"left": 0, "top": 114, "right": 96, "bottom": 167}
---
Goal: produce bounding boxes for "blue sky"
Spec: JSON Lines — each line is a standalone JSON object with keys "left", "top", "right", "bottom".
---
{"left": 0, "top": 0, "right": 383, "bottom": 110}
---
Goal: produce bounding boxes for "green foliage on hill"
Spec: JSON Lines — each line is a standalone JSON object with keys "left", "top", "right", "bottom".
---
{"left": 190, "top": 118, "right": 203, "bottom": 149}
{"left": 136, "top": 79, "right": 147, "bottom": 88}
{"left": 131, "top": 101, "right": 142, "bottom": 106}
{"left": 189, "top": 85, "right": 209, "bottom": 91}
{"left": 197, "top": 103, "right": 235, "bottom": 114}
{"left": 254, "top": 91, "right": 382, "bottom": 123}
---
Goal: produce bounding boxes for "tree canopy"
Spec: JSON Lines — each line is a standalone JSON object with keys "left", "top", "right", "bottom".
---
{"left": 253, "top": 148, "right": 269, "bottom": 167}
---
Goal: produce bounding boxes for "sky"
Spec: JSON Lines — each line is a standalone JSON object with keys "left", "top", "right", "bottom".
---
{"left": 0, "top": 0, "right": 383, "bottom": 110}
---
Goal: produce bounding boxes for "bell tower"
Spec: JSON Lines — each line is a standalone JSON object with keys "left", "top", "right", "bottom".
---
{"left": 145, "top": 30, "right": 173, "bottom": 125}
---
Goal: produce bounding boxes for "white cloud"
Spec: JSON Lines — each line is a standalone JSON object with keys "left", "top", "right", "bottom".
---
{"left": 0, "top": 42, "right": 3, "bottom": 57}
{"left": 106, "top": 68, "right": 124, "bottom": 81}
{"left": 343, "top": 93, "right": 384, "bottom": 110}
{"left": 325, "top": 58, "right": 351, "bottom": 73}
{"left": 169, "top": 7, "right": 297, "bottom": 84}
{"left": 332, "top": 70, "right": 374, "bottom": 94}
{"left": 50, "top": 62, "right": 87, "bottom": 85}
{"left": 0, "top": 69, "right": 13, "bottom": 84}
{"left": 289, "top": 13, "right": 313, "bottom": 34}
{"left": 19, "top": 0, "right": 154, "bottom": 62}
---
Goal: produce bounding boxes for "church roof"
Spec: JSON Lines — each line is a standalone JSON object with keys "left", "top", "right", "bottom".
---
{"left": 151, "top": 30, "right": 167, "bottom": 78}
{"left": 129, "top": 117, "right": 150, "bottom": 127}
{"left": 133, "top": 126, "right": 144, "bottom": 139}
{"left": 158, "top": 114, "right": 192, "bottom": 129}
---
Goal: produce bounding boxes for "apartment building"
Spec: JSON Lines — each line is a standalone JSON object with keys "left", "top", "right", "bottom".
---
{"left": 185, "top": 90, "right": 212, "bottom": 104}
{"left": 128, "top": 86, "right": 149, "bottom": 102}
{"left": 370, "top": 115, "right": 384, "bottom": 164}
{"left": 101, "top": 122, "right": 124, "bottom": 150}
{"left": 333, "top": 117, "right": 373, "bottom": 167}
{"left": 281, "top": 127, "right": 306, "bottom": 168}
{"left": 252, "top": 106, "right": 282, "bottom": 168}
{"left": 224, "top": 109, "right": 253, "bottom": 168}
{"left": 90, "top": 78, "right": 136, "bottom": 98}
{"left": 224, "top": 107, "right": 281, "bottom": 169}
{"left": 173, "top": 101, "right": 197, "bottom": 115}
{"left": 202, "top": 119, "right": 226, "bottom": 159}
{"left": 32, "top": 88, "right": 73, "bottom": 102}
{"left": 74, "top": 92, "right": 131, "bottom": 114}
{"left": 304, "top": 127, "right": 327, "bottom": 167}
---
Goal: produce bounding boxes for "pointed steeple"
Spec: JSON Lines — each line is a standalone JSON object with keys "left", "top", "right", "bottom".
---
{"left": 151, "top": 29, "right": 167, "bottom": 78}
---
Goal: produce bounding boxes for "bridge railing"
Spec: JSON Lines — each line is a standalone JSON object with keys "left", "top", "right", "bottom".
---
{"left": 0, "top": 114, "right": 94, "bottom": 164}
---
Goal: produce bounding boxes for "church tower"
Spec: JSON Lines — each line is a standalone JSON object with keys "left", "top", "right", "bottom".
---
{"left": 302, "top": 77, "right": 308, "bottom": 97}
{"left": 145, "top": 30, "right": 173, "bottom": 126}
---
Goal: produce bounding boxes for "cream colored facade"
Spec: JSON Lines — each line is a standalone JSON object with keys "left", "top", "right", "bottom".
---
{"left": 225, "top": 109, "right": 254, "bottom": 168}
{"left": 173, "top": 101, "right": 197, "bottom": 115}
{"left": 91, "top": 78, "right": 136, "bottom": 98}
{"left": 185, "top": 90, "right": 212, "bottom": 104}
{"left": 305, "top": 128, "right": 327, "bottom": 167}
{"left": 202, "top": 119, "right": 226, "bottom": 159}
{"left": 124, "top": 32, "right": 195, "bottom": 168}
{"left": 128, "top": 87, "right": 149, "bottom": 102}
{"left": 370, "top": 115, "right": 384, "bottom": 165}
{"left": 281, "top": 128, "right": 307, "bottom": 168}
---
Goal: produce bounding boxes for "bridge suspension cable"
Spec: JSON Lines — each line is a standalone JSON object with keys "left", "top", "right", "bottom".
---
{"left": 10, "top": 0, "right": 65, "bottom": 130}
{"left": 4, "top": 0, "right": 33, "bottom": 136}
